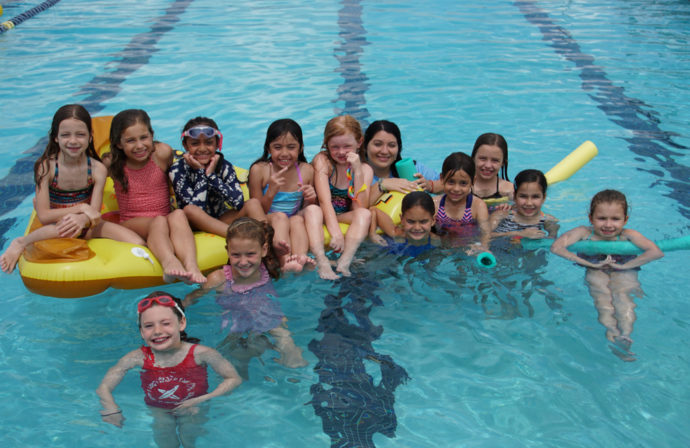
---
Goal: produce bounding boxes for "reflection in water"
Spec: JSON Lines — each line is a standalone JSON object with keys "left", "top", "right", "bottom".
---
{"left": 308, "top": 275, "right": 409, "bottom": 447}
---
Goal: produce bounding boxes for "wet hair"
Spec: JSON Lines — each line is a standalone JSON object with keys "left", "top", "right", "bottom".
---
{"left": 226, "top": 217, "right": 281, "bottom": 279}
{"left": 34, "top": 104, "right": 100, "bottom": 186}
{"left": 138, "top": 291, "right": 200, "bottom": 343}
{"left": 252, "top": 118, "right": 307, "bottom": 167}
{"left": 589, "top": 189, "right": 628, "bottom": 218}
{"left": 471, "top": 133, "right": 509, "bottom": 181}
{"left": 401, "top": 191, "right": 435, "bottom": 217}
{"left": 514, "top": 169, "right": 548, "bottom": 196}
{"left": 440, "top": 152, "right": 475, "bottom": 183}
{"left": 363, "top": 120, "right": 403, "bottom": 176}
{"left": 108, "top": 109, "right": 154, "bottom": 192}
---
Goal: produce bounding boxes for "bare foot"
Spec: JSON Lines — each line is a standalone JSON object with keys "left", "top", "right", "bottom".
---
{"left": 335, "top": 259, "right": 352, "bottom": 277}
{"left": 316, "top": 257, "right": 339, "bottom": 280}
{"left": 186, "top": 269, "right": 207, "bottom": 284}
{"left": 0, "top": 239, "right": 25, "bottom": 273}
{"left": 282, "top": 257, "right": 304, "bottom": 273}
{"left": 274, "top": 240, "right": 290, "bottom": 258}
{"left": 300, "top": 255, "right": 316, "bottom": 271}
{"left": 162, "top": 259, "right": 193, "bottom": 283}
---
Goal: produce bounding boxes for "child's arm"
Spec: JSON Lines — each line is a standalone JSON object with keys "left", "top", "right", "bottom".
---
{"left": 312, "top": 153, "right": 344, "bottom": 251}
{"left": 550, "top": 226, "right": 604, "bottom": 268}
{"left": 173, "top": 346, "right": 242, "bottom": 413}
{"left": 298, "top": 163, "right": 317, "bottom": 207}
{"left": 182, "top": 269, "right": 226, "bottom": 307}
{"left": 368, "top": 207, "right": 396, "bottom": 246}
{"left": 152, "top": 141, "right": 174, "bottom": 170}
{"left": 95, "top": 349, "right": 144, "bottom": 427}
{"left": 206, "top": 160, "right": 245, "bottom": 211}
{"left": 609, "top": 229, "right": 663, "bottom": 269}
{"left": 170, "top": 158, "right": 206, "bottom": 209}
{"left": 347, "top": 153, "right": 373, "bottom": 209}
{"left": 473, "top": 197, "right": 491, "bottom": 251}
{"left": 249, "top": 162, "right": 282, "bottom": 213}
{"left": 543, "top": 214, "right": 560, "bottom": 238}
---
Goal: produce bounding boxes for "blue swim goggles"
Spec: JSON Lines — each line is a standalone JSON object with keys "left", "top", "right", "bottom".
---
{"left": 181, "top": 126, "right": 223, "bottom": 150}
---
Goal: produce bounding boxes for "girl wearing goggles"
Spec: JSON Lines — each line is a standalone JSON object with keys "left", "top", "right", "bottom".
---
{"left": 170, "top": 116, "right": 266, "bottom": 238}
{"left": 97, "top": 291, "right": 241, "bottom": 446}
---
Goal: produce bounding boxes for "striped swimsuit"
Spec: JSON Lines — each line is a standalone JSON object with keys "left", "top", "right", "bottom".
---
{"left": 49, "top": 157, "right": 94, "bottom": 208}
{"left": 435, "top": 194, "right": 473, "bottom": 234}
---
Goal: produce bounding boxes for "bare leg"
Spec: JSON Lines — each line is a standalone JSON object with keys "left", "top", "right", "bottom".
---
{"left": 585, "top": 269, "right": 620, "bottom": 342}
{"left": 609, "top": 270, "right": 642, "bottom": 346}
{"left": 237, "top": 198, "right": 267, "bottom": 223}
{"left": 177, "top": 408, "right": 208, "bottom": 448}
{"left": 167, "top": 210, "right": 205, "bottom": 284}
{"left": 149, "top": 407, "right": 180, "bottom": 448}
{"left": 268, "top": 212, "right": 292, "bottom": 267}
{"left": 90, "top": 221, "right": 146, "bottom": 245}
{"left": 1, "top": 225, "right": 61, "bottom": 273}
{"left": 287, "top": 214, "right": 314, "bottom": 271}
{"left": 184, "top": 204, "right": 230, "bottom": 237}
{"left": 269, "top": 325, "right": 308, "bottom": 368}
{"left": 304, "top": 204, "right": 337, "bottom": 280}
{"left": 336, "top": 208, "right": 371, "bottom": 276}
{"left": 125, "top": 216, "right": 190, "bottom": 283}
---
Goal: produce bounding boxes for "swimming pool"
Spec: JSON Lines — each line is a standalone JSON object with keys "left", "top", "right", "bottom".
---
{"left": 1, "top": 0, "right": 689, "bottom": 446}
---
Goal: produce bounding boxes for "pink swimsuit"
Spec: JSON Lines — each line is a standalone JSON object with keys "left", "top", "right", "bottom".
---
{"left": 114, "top": 157, "right": 171, "bottom": 221}
{"left": 140, "top": 344, "right": 209, "bottom": 409}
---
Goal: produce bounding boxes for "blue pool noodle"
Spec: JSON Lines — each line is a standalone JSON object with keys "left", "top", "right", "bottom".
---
{"left": 521, "top": 235, "right": 690, "bottom": 255}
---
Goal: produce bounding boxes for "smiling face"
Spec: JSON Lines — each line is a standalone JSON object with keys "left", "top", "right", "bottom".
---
{"left": 473, "top": 144, "right": 504, "bottom": 181}
{"left": 327, "top": 133, "right": 360, "bottom": 166}
{"left": 589, "top": 201, "right": 628, "bottom": 240}
{"left": 119, "top": 122, "right": 154, "bottom": 167}
{"left": 227, "top": 237, "right": 268, "bottom": 283}
{"left": 269, "top": 132, "right": 301, "bottom": 169}
{"left": 401, "top": 205, "right": 434, "bottom": 243}
{"left": 442, "top": 169, "right": 473, "bottom": 205}
{"left": 184, "top": 134, "right": 218, "bottom": 166}
{"left": 55, "top": 118, "right": 91, "bottom": 160}
{"left": 514, "top": 181, "right": 546, "bottom": 218}
{"left": 366, "top": 130, "right": 399, "bottom": 173}
{"left": 139, "top": 305, "right": 186, "bottom": 352}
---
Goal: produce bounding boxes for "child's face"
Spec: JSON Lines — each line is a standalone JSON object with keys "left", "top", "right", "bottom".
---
{"left": 227, "top": 237, "right": 268, "bottom": 281}
{"left": 514, "top": 182, "right": 545, "bottom": 218}
{"left": 442, "top": 169, "right": 472, "bottom": 205}
{"left": 473, "top": 144, "right": 504, "bottom": 181}
{"left": 119, "top": 122, "right": 154, "bottom": 164}
{"left": 401, "top": 205, "right": 433, "bottom": 243}
{"left": 269, "top": 133, "right": 301, "bottom": 169}
{"left": 366, "top": 130, "right": 399, "bottom": 172}
{"left": 327, "top": 133, "right": 359, "bottom": 165}
{"left": 56, "top": 118, "right": 91, "bottom": 159}
{"left": 139, "top": 305, "right": 186, "bottom": 352}
{"left": 589, "top": 201, "right": 628, "bottom": 240}
{"left": 184, "top": 134, "right": 218, "bottom": 166}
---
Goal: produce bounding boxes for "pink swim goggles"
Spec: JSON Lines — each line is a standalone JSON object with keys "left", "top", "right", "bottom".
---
{"left": 181, "top": 126, "right": 223, "bottom": 150}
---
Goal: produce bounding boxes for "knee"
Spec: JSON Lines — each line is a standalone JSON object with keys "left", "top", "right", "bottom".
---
{"left": 354, "top": 207, "right": 371, "bottom": 224}
{"left": 270, "top": 212, "right": 289, "bottom": 226}
{"left": 289, "top": 215, "right": 305, "bottom": 227}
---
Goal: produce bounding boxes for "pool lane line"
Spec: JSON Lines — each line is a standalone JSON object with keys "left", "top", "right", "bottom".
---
{"left": 515, "top": 1, "right": 690, "bottom": 219}
{"left": 334, "top": 0, "right": 371, "bottom": 127}
{"left": 0, "top": 0, "right": 195, "bottom": 231}
{"left": 0, "top": 0, "right": 62, "bottom": 33}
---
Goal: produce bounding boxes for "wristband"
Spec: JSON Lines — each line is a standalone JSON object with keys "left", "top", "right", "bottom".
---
{"left": 100, "top": 409, "right": 122, "bottom": 416}
{"left": 378, "top": 179, "right": 388, "bottom": 193}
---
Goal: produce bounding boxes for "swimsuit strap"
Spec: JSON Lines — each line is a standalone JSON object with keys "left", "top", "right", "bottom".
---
{"left": 51, "top": 156, "right": 93, "bottom": 188}
{"left": 295, "top": 162, "right": 303, "bottom": 184}
{"left": 463, "top": 194, "right": 473, "bottom": 222}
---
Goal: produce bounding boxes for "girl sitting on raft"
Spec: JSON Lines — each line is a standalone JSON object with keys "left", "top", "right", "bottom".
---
{"left": 169, "top": 116, "right": 266, "bottom": 237}
{"left": 304, "top": 115, "right": 373, "bottom": 279}
{"left": 249, "top": 119, "right": 316, "bottom": 272}
{"left": 491, "top": 169, "right": 559, "bottom": 240}
{"left": 184, "top": 218, "right": 307, "bottom": 377}
{"left": 109, "top": 109, "right": 205, "bottom": 284}
{"left": 97, "top": 291, "right": 241, "bottom": 447}
{"left": 0, "top": 104, "right": 144, "bottom": 274}
{"left": 550, "top": 189, "right": 663, "bottom": 360}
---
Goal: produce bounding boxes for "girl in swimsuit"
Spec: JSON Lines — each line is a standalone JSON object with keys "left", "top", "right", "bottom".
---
{"left": 0, "top": 105, "right": 143, "bottom": 274}
{"left": 433, "top": 152, "right": 491, "bottom": 253}
{"left": 249, "top": 119, "right": 316, "bottom": 272}
{"left": 305, "top": 115, "right": 373, "bottom": 279}
{"left": 184, "top": 218, "right": 308, "bottom": 377}
{"left": 490, "top": 169, "right": 559, "bottom": 240}
{"left": 550, "top": 189, "right": 663, "bottom": 360}
{"left": 170, "top": 116, "right": 266, "bottom": 237}
{"left": 97, "top": 291, "right": 241, "bottom": 447}
{"left": 471, "top": 133, "right": 514, "bottom": 209}
{"left": 369, "top": 191, "right": 438, "bottom": 257}
{"left": 109, "top": 109, "right": 205, "bottom": 284}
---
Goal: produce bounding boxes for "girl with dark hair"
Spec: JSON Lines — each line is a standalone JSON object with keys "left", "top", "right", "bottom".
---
{"left": 471, "top": 132, "right": 514, "bottom": 203}
{"left": 96, "top": 291, "right": 241, "bottom": 446}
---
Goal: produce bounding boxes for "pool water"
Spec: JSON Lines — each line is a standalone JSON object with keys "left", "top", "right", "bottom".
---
{"left": 1, "top": 0, "right": 689, "bottom": 447}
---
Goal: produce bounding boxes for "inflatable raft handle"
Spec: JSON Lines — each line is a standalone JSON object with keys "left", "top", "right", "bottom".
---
{"left": 395, "top": 158, "right": 417, "bottom": 181}
{"left": 545, "top": 141, "right": 598, "bottom": 185}
{"left": 476, "top": 252, "right": 497, "bottom": 268}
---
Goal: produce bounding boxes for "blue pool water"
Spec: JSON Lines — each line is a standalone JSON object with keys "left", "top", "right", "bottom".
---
{"left": 1, "top": 1, "right": 689, "bottom": 446}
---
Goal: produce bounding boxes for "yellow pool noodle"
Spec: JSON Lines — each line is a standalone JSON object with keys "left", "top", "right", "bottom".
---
{"left": 544, "top": 141, "right": 598, "bottom": 185}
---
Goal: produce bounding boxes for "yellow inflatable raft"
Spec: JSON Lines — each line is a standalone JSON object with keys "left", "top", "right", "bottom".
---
{"left": 17, "top": 116, "right": 403, "bottom": 298}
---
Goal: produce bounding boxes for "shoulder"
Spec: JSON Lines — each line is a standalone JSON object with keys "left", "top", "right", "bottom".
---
{"left": 298, "top": 161, "right": 314, "bottom": 175}
{"left": 192, "top": 344, "right": 222, "bottom": 365}
{"left": 312, "top": 152, "right": 330, "bottom": 169}
{"left": 153, "top": 141, "right": 174, "bottom": 167}
{"left": 205, "top": 268, "right": 227, "bottom": 289}
{"left": 498, "top": 179, "right": 514, "bottom": 196}
{"left": 249, "top": 161, "right": 269, "bottom": 177}
{"left": 118, "top": 348, "right": 145, "bottom": 369}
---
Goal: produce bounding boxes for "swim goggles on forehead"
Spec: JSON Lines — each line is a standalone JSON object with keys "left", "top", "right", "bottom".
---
{"left": 137, "top": 295, "right": 185, "bottom": 319}
{"left": 181, "top": 126, "right": 223, "bottom": 150}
